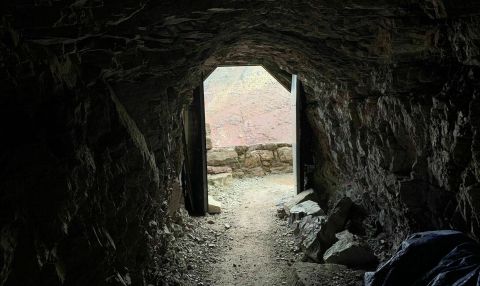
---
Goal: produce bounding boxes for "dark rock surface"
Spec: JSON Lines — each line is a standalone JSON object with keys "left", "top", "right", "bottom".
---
{"left": 323, "top": 230, "right": 378, "bottom": 267}
{"left": 294, "top": 215, "right": 326, "bottom": 262}
{"left": 1, "top": 0, "right": 480, "bottom": 285}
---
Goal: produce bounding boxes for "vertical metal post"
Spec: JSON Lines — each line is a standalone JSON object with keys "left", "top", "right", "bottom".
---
{"left": 184, "top": 85, "right": 208, "bottom": 215}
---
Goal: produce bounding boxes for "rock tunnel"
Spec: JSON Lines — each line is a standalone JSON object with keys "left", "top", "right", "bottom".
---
{"left": 1, "top": 0, "right": 480, "bottom": 285}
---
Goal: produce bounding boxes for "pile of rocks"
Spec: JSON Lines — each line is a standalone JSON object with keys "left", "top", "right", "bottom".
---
{"left": 278, "top": 191, "right": 378, "bottom": 285}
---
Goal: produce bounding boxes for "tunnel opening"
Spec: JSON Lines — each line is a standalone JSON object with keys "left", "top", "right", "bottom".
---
{"left": 203, "top": 65, "right": 296, "bottom": 215}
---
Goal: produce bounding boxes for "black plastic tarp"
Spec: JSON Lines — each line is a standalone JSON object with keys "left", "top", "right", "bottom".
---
{"left": 365, "top": 230, "right": 480, "bottom": 286}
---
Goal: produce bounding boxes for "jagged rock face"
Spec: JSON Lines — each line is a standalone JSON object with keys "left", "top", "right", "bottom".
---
{"left": 1, "top": 0, "right": 480, "bottom": 285}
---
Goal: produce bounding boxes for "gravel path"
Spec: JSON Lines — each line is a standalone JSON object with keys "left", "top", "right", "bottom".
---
{"left": 206, "top": 174, "right": 299, "bottom": 285}
{"left": 163, "top": 174, "right": 302, "bottom": 286}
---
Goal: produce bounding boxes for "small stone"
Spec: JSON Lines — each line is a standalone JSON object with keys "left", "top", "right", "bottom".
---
{"left": 289, "top": 200, "right": 325, "bottom": 223}
{"left": 224, "top": 223, "right": 231, "bottom": 229}
{"left": 283, "top": 189, "right": 318, "bottom": 215}
{"left": 208, "top": 196, "right": 222, "bottom": 214}
{"left": 323, "top": 230, "right": 377, "bottom": 267}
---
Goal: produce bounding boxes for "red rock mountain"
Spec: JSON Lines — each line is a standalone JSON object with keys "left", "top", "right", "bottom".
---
{"left": 204, "top": 66, "right": 294, "bottom": 147}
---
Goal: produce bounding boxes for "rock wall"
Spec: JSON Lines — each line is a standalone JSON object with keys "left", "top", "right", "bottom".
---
{"left": 308, "top": 69, "right": 480, "bottom": 246}
{"left": 207, "top": 143, "right": 293, "bottom": 177}
{"left": 0, "top": 27, "right": 183, "bottom": 285}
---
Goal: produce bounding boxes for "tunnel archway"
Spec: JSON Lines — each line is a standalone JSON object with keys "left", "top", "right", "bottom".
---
{"left": 183, "top": 65, "right": 309, "bottom": 215}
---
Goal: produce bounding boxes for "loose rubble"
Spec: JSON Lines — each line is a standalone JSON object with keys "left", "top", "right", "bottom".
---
{"left": 161, "top": 174, "right": 302, "bottom": 285}
{"left": 160, "top": 174, "right": 384, "bottom": 285}
{"left": 279, "top": 190, "right": 382, "bottom": 271}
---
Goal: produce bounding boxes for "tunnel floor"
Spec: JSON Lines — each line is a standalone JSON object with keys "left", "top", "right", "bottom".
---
{"left": 164, "top": 174, "right": 303, "bottom": 285}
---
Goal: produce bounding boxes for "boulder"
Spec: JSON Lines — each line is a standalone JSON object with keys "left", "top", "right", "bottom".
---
{"left": 247, "top": 166, "right": 265, "bottom": 177}
{"left": 317, "top": 197, "right": 353, "bottom": 248}
{"left": 291, "top": 197, "right": 354, "bottom": 261}
{"left": 294, "top": 215, "right": 326, "bottom": 261}
{"left": 289, "top": 200, "right": 325, "bottom": 222}
{"left": 261, "top": 143, "right": 279, "bottom": 151}
{"left": 244, "top": 150, "right": 274, "bottom": 168}
{"left": 284, "top": 189, "right": 318, "bottom": 215}
{"left": 247, "top": 144, "right": 263, "bottom": 151}
{"left": 207, "top": 166, "right": 232, "bottom": 174}
{"left": 208, "top": 196, "right": 222, "bottom": 214}
{"left": 288, "top": 262, "right": 364, "bottom": 286}
{"left": 323, "top": 230, "right": 377, "bottom": 267}
{"left": 207, "top": 173, "right": 232, "bottom": 187}
{"left": 234, "top": 145, "right": 249, "bottom": 156}
{"left": 270, "top": 165, "right": 293, "bottom": 174}
{"left": 207, "top": 148, "right": 238, "bottom": 166}
{"left": 244, "top": 152, "right": 262, "bottom": 168}
{"left": 277, "top": 146, "right": 293, "bottom": 163}
{"left": 251, "top": 150, "right": 274, "bottom": 161}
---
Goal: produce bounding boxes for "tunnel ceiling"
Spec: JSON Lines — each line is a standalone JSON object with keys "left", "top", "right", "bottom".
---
{"left": 7, "top": 0, "right": 479, "bottom": 95}
{"left": 1, "top": 1, "right": 480, "bottom": 285}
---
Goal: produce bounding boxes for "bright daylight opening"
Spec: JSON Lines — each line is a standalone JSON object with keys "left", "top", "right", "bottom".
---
{"left": 204, "top": 65, "right": 295, "bottom": 207}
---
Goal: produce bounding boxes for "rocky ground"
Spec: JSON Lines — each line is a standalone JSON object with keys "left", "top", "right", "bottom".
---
{"left": 160, "top": 174, "right": 375, "bottom": 286}
{"left": 161, "top": 174, "right": 301, "bottom": 285}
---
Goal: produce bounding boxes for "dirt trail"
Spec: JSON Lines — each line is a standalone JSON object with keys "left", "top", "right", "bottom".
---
{"left": 206, "top": 175, "right": 298, "bottom": 285}
{"left": 161, "top": 174, "right": 301, "bottom": 286}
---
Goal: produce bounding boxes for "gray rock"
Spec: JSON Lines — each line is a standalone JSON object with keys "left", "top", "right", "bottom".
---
{"left": 208, "top": 196, "right": 222, "bottom": 214}
{"left": 284, "top": 189, "right": 319, "bottom": 215}
{"left": 270, "top": 165, "right": 293, "bottom": 174}
{"left": 323, "top": 230, "right": 377, "bottom": 267}
{"left": 244, "top": 150, "right": 274, "bottom": 168}
{"left": 289, "top": 200, "right": 325, "bottom": 222}
{"left": 294, "top": 215, "right": 326, "bottom": 261}
{"left": 277, "top": 146, "right": 293, "bottom": 163}
{"left": 234, "top": 145, "right": 249, "bottom": 156}
{"left": 317, "top": 197, "right": 353, "bottom": 248}
{"left": 207, "top": 166, "right": 232, "bottom": 174}
{"left": 207, "top": 173, "right": 233, "bottom": 187}
{"left": 288, "top": 262, "right": 364, "bottom": 286}
{"left": 292, "top": 197, "right": 354, "bottom": 261}
{"left": 247, "top": 166, "right": 265, "bottom": 177}
{"left": 207, "top": 148, "right": 238, "bottom": 166}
